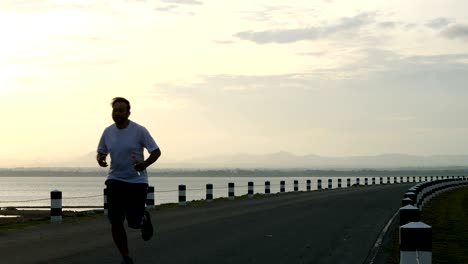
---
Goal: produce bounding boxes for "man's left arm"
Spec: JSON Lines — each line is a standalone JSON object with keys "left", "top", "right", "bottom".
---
{"left": 135, "top": 148, "right": 161, "bottom": 171}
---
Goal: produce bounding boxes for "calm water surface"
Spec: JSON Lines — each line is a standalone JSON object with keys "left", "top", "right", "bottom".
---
{"left": 0, "top": 173, "right": 429, "bottom": 209}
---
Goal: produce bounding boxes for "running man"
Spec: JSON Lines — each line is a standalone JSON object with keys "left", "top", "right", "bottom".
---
{"left": 97, "top": 97, "right": 161, "bottom": 264}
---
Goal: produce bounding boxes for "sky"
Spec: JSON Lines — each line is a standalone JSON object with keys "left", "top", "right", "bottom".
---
{"left": 1, "top": 0, "right": 468, "bottom": 167}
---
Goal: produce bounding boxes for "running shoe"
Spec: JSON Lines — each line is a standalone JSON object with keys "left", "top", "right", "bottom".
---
{"left": 141, "top": 210, "right": 153, "bottom": 241}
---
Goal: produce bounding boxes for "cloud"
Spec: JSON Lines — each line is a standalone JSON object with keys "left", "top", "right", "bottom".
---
{"left": 404, "top": 23, "right": 418, "bottom": 30}
{"left": 378, "top": 22, "right": 396, "bottom": 29}
{"left": 240, "top": 5, "right": 320, "bottom": 25}
{"left": 441, "top": 24, "right": 468, "bottom": 40}
{"left": 296, "top": 51, "right": 326, "bottom": 56}
{"left": 234, "top": 13, "right": 374, "bottom": 44}
{"left": 147, "top": 49, "right": 468, "bottom": 157}
{"left": 152, "top": 49, "right": 468, "bottom": 121}
{"left": 213, "top": 40, "right": 236, "bottom": 45}
{"left": 160, "top": 0, "right": 203, "bottom": 5}
{"left": 426, "top": 17, "right": 454, "bottom": 29}
{"left": 155, "top": 0, "right": 202, "bottom": 14}
{"left": 0, "top": 0, "right": 96, "bottom": 12}
{"left": 154, "top": 4, "right": 178, "bottom": 13}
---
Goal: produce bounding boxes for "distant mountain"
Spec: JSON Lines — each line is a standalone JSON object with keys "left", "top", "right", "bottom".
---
{"left": 163, "top": 152, "right": 468, "bottom": 169}
{"left": 3, "top": 151, "right": 468, "bottom": 169}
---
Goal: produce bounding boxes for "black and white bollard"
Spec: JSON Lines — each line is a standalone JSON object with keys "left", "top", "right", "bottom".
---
{"left": 146, "top": 186, "right": 155, "bottom": 209}
{"left": 404, "top": 192, "right": 416, "bottom": 205}
{"left": 228, "top": 182, "right": 235, "bottom": 200}
{"left": 179, "top": 185, "right": 186, "bottom": 206}
{"left": 372, "top": 177, "right": 376, "bottom": 185}
{"left": 306, "top": 180, "right": 311, "bottom": 191}
{"left": 328, "top": 179, "right": 332, "bottom": 189}
{"left": 318, "top": 179, "right": 322, "bottom": 189}
{"left": 400, "top": 176, "right": 404, "bottom": 183}
{"left": 365, "top": 178, "right": 368, "bottom": 185}
{"left": 206, "top": 184, "right": 213, "bottom": 202}
{"left": 356, "top": 178, "right": 360, "bottom": 185}
{"left": 338, "top": 179, "right": 342, "bottom": 188}
{"left": 394, "top": 177, "right": 398, "bottom": 184}
{"left": 265, "top": 181, "right": 271, "bottom": 195}
{"left": 280, "top": 181, "right": 285, "bottom": 193}
{"left": 50, "top": 190, "right": 62, "bottom": 223}
{"left": 248, "top": 182, "right": 254, "bottom": 198}
{"left": 380, "top": 177, "right": 384, "bottom": 184}
{"left": 387, "top": 177, "right": 391, "bottom": 184}
{"left": 401, "top": 198, "right": 413, "bottom": 207}
{"left": 294, "top": 180, "right": 299, "bottom": 192}
{"left": 103, "top": 188, "right": 108, "bottom": 216}
{"left": 399, "top": 205, "right": 420, "bottom": 226}
{"left": 347, "top": 178, "right": 351, "bottom": 187}
{"left": 400, "top": 222, "right": 432, "bottom": 264}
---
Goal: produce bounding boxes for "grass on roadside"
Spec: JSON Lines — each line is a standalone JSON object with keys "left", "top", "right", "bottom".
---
{"left": 0, "top": 213, "right": 104, "bottom": 231}
{"left": 384, "top": 186, "right": 468, "bottom": 264}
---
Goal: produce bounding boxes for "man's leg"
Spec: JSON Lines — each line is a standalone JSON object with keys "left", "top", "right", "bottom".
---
{"left": 111, "top": 223, "right": 129, "bottom": 257}
{"left": 127, "top": 183, "right": 153, "bottom": 240}
{"left": 106, "top": 180, "right": 133, "bottom": 262}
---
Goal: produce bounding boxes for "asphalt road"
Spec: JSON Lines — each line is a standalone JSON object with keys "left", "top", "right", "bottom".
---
{"left": 0, "top": 184, "right": 412, "bottom": 264}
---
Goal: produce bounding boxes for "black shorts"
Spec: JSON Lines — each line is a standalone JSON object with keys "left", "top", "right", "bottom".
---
{"left": 105, "top": 179, "right": 148, "bottom": 229}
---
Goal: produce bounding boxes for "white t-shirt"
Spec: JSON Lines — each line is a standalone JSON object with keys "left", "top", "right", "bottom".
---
{"left": 97, "top": 120, "right": 159, "bottom": 184}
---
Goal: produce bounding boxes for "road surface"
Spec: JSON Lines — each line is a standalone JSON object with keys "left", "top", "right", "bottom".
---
{"left": 0, "top": 184, "right": 412, "bottom": 264}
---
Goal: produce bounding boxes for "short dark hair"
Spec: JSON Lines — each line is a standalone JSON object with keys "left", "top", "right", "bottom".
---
{"left": 111, "top": 97, "right": 131, "bottom": 112}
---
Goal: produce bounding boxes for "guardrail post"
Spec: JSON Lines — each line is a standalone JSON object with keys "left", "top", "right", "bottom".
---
{"left": 265, "top": 181, "right": 271, "bottom": 195}
{"left": 338, "top": 178, "right": 342, "bottom": 188}
{"left": 146, "top": 186, "right": 155, "bottom": 208}
{"left": 306, "top": 180, "right": 311, "bottom": 191}
{"left": 401, "top": 198, "right": 413, "bottom": 207}
{"left": 294, "top": 180, "right": 299, "bottom": 192}
{"left": 50, "top": 190, "right": 62, "bottom": 223}
{"left": 328, "top": 179, "right": 332, "bottom": 189}
{"left": 387, "top": 177, "right": 391, "bottom": 184}
{"left": 380, "top": 177, "right": 383, "bottom": 184}
{"left": 365, "top": 178, "right": 369, "bottom": 185}
{"left": 394, "top": 177, "right": 398, "bottom": 184}
{"left": 404, "top": 192, "right": 416, "bottom": 205}
{"left": 356, "top": 178, "right": 360, "bottom": 185}
{"left": 248, "top": 182, "right": 254, "bottom": 198}
{"left": 372, "top": 177, "right": 375, "bottom": 185}
{"left": 228, "top": 182, "right": 235, "bottom": 200}
{"left": 280, "top": 181, "right": 285, "bottom": 193}
{"left": 400, "top": 222, "right": 432, "bottom": 264}
{"left": 103, "top": 188, "right": 108, "bottom": 216}
{"left": 400, "top": 176, "right": 404, "bottom": 183}
{"left": 206, "top": 184, "right": 213, "bottom": 202}
{"left": 179, "top": 185, "right": 186, "bottom": 206}
{"left": 399, "top": 205, "right": 420, "bottom": 226}
{"left": 347, "top": 178, "right": 351, "bottom": 187}
{"left": 318, "top": 179, "right": 322, "bottom": 189}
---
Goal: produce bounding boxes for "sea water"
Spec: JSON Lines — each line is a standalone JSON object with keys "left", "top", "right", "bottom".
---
{"left": 0, "top": 169, "right": 456, "bottom": 209}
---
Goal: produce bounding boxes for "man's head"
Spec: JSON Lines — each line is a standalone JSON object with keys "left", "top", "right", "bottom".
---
{"left": 111, "top": 97, "right": 131, "bottom": 126}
